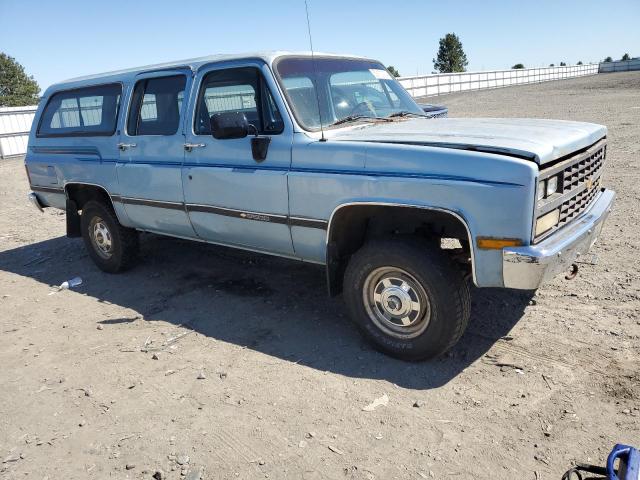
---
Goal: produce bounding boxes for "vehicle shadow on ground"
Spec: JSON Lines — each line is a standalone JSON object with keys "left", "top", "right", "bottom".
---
{"left": 0, "top": 234, "right": 533, "bottom": 389}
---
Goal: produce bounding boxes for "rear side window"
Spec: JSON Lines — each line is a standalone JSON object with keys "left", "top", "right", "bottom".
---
{"left": 37, "top": 83, "right": 121, "bottom": 137}
{"left": 127, "top": 75, "right": 186, "bottom": 136}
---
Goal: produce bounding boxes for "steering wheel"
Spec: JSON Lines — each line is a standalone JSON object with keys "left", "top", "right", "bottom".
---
{"left": 348, "top": 100, "right": 376, "bottom": 117}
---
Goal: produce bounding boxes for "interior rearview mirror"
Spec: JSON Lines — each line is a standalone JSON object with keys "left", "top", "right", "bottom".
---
{"left": 210, "top": 112, "right": 249, "bottom": 140}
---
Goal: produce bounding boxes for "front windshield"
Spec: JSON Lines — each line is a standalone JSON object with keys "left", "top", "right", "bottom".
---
{"left": 274, "top": 56, "right": 425, "bottom": 131}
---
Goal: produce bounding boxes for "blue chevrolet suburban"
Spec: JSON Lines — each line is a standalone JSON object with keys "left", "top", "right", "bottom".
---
{"left": 25, "top": 52, "right": 615, "bottom": 360}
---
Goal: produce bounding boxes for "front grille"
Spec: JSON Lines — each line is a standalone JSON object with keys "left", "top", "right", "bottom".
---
{"left": 534, "top": 139, "right": 606, "bottom": 242}
{"left": 425, "top": 110, "right": 448, "bottom": 118}
{"left": 558, "top": 175, "right": 601, "bottom": 226}
{"left": 562, "top": 144, "right": 605, "bottom": 191}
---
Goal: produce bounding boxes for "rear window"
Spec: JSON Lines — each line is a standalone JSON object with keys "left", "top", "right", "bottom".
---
{"left": 37, "top": 83, "right": 121, "bottom": 137}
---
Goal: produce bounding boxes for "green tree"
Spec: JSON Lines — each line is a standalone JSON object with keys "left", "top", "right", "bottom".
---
{"left": 511, "top": 63, "right": 525, "bottom": 69}
{"left": 386, "top": 66, "right": 401, "bottom": 78}
{"left": 603, "top": 56, "right": 613, "bottom": 63}
{"left": 559, "top": 61, "right": 567, "bottom": 66}
{"left": 0, "top": 53, "right": 40, "bottom": 107}
{"left": 621, "top": 53, "right": 631, "bottom": 61}
{"left": 433, "top": 33, "right": 468, "bottom": 73}
{"left": 577, "top": 61, "right": 583, "bottom": 65}
{"left": 549, "top": 64, "right": 555, "bottom": 67}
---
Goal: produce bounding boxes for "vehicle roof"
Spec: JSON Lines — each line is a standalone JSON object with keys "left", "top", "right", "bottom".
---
{"left": 45, "top": 51, "right": 372, "bottom": 95}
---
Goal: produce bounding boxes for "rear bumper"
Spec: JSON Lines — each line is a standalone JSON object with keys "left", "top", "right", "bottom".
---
{"left": 502, "top": 188, "right": 615, "bottom": 289}
{"left": 28, "top": 192, "right": 44, "bottom": 212}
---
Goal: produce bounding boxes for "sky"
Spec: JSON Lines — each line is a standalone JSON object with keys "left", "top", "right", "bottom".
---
{"left": 1, "top": 0, "right": 638, "bottom": 93}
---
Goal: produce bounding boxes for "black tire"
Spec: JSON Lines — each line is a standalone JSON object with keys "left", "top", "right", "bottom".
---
{"left": 343, "top": 237, "right": 471, "bottom": 361}
{"left": 80, "top": 200, "right": 139, "bottom": 273}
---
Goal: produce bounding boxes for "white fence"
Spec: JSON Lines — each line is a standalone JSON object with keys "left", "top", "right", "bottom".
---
{"left": 0, "top": 106, "right": 37, "bottom": 159}
{"left": 398, "top": 63, "right": 599, "bottom": 98}
{"left": 599, "top": 58, "right": 640, "bottom": 73}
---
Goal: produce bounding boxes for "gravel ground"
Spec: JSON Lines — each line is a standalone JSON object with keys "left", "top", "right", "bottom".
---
{"left": 1, "top": 71, "right": 639, "bottom": 480}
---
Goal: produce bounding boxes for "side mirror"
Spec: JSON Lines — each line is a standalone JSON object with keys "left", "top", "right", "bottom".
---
{"left": 210, "top": 112, "right": 249, "bottom": 140}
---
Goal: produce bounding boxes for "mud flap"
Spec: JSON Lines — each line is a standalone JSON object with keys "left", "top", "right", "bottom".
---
{"left": 66, "top": 199, "right": 81, "bottom": 238}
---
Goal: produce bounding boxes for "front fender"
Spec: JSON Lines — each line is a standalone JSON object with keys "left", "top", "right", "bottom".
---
{"left": 289, "top": 138, "right": 538, "bottom": 288}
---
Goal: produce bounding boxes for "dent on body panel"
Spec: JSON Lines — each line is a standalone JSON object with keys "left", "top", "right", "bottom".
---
{"left": 25, "top": 160, "right": 59, "bottom": 187}
{"left": 290, "top": 225, "right": 326, "bottom": 263}
{"left": 38, "top": 191, "right": 66, "bottom": 210}
{"left": 473, "top": 249, "right": 505, "bottom": 288}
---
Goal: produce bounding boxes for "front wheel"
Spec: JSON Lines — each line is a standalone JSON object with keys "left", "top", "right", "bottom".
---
{"left": 81, "top": 200, "right": 139, "bottom": 273}
{"left": 343, "top": 237, "right": 471, "bottom": 361}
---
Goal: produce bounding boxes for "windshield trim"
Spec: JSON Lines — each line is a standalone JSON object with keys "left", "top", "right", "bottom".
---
{"left": 273, "top": 54, "right": 405, "bottom": 133}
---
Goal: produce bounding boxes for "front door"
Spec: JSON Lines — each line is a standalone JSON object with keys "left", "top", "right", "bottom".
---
{"left": 116, "top": 70, "right": 195, "bottom": 237}
{"left": 182, "top": 62, "right": 294, "bottom": 255}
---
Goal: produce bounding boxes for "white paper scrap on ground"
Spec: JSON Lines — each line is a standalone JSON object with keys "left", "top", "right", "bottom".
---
{"left": 362, "top": 394, "right": 389, "bottom": 411}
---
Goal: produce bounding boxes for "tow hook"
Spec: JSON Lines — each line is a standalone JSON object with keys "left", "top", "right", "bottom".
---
{"left": 565, "top": 263, "right": 579, "bottom": 280}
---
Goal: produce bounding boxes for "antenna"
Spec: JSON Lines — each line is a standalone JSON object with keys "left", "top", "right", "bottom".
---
{"left": 304, "top": 0, "right": 326, "bottom": 141}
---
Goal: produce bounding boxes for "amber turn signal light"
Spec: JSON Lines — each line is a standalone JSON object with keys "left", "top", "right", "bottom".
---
{"left": 476, "top": 237, "right": 523, "bottom": 250}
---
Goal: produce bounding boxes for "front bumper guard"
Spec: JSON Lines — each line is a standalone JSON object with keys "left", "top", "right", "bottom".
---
{"left": 503, "top": 188, "right": 616, "bottom": 290}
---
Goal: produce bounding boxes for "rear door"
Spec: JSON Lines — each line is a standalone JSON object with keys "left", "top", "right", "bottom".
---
{"left": 116, "top": 69, "right": 195, "bottom": 237}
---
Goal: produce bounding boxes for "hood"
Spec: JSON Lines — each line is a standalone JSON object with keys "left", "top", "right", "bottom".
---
{"left": 329, "top": 117, "right": 606, "bottom": 165}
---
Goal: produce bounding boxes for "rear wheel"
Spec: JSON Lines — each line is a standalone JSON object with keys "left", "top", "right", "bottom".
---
{"left": 343, "top": 237, "right": 470, "bottom": 360}
{"left": 81, "top": 200, "right": 139, "bottom": 273}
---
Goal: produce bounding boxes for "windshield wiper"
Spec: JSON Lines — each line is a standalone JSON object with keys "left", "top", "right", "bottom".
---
{"left": 329, "top": 115, "right": 392, "bottom": 127}
{"left": 387, "top": 111, "right": 426, "bottom": 118}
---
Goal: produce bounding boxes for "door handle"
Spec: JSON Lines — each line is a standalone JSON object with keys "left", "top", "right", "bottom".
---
{"left": 184, "top": 143, "right": 206, "bottom": 152}
{"left": 117, "top": 143, "right": 137, "bottom": 151}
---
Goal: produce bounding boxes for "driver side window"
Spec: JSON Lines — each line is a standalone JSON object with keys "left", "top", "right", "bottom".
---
{"left": 194, "top": 67, "right": 284, "bottom": 136}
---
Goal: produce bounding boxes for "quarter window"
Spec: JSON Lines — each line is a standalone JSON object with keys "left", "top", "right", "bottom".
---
{"left": 37, "top": 83, "right": 121, "bottom": 137}
{"left": 127, "top": 75, "right": 186, "bottom": 136}
{"left": 194, "top": 67, "right": 283, "bottom": 135}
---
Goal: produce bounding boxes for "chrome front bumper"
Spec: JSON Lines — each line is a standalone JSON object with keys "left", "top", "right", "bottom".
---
{"left": 503, "top": 188, "right": 616, "bottom": 290}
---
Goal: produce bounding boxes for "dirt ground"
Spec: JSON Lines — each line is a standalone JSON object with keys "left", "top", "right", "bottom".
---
{"left": 1, "top": 72, "right": 639, "bottom": 480}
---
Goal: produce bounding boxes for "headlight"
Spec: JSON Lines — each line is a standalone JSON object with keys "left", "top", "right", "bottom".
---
{"left": 538, "top": 175, "right": 560, "bottom": 201}
{"left": 537, "top": 181, "right": 545, "bottom": 200}
{"left": 546, "top": 176, "right": 559, "bottom": 196}
{"left": 535, "top": 209, "right": 560, "bottom": 236}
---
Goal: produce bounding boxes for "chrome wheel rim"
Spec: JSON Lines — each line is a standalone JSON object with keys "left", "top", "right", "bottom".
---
{"left": 363, "top": 267, "right": 431, "bottom": 339}
{"left": 89, "top": 216, "right": 113, "bottom": 259}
